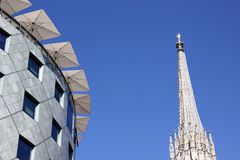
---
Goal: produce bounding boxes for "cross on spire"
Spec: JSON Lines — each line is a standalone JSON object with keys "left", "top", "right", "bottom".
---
{"left": 177, "top": 33, "right": 181, "bottom": 42}
{"left": 176, "top": 33, "right": 184, "bottom": 50}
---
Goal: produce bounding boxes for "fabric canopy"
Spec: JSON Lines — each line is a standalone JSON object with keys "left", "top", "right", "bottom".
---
{"left": 44, "top": 42, "right": 79, "bottom": 68}
{"left": 75, "top": 116, "right": 89, "bottom": 133}
{"left": 73, "top": 94, "right": 91, "bottom": 114}
{"left": 63, "top": 70, "right": 89, "bottom": 92}
{"left": 15, "top": 9, "right": 60, "bottom": 40}
{"left": 0, "top": 0, "right": 32, "bottom": 15}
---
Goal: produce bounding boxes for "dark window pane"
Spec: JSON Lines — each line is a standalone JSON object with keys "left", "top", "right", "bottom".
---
{"left": 52, "top": 119, "right": 61, "bottom": 142}
{"left": 0, "top": 28, "right": 9, "bottom": 50}
{"left": 67, "top": 99, "right": 74, "bottom": 134}
{"left": 54, "top": 82, "right": 64, "bottom": 103}
{"left": 23, "top": 92, "right": 38, "bottom": 118}
{"left": 28, "top": 53, "right": 42, "bottom": 77}
{"left": 69, "top": 144, "right": 73, "bottom": 160}
{"left": 0, "top": 72, "right": 4, "bottom": 78}
{"left": 17, "top": 136, "right": 34, "bottom": 160}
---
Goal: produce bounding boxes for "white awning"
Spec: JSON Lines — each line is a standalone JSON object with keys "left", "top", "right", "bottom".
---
{"left": 73, "top": 94, "right": 90, "bottom": 114}
{"left": 15, "top": 9, "right": 60, "bottom": 40}
{"left": 63, "top": 70, "right": 89, "bottom": 92}
{"left": 44, "top": 42, "right": 79, "bottom": 68}
{"left": 75, "top": 116, "right": 89, "bottom": 133}
{"left": 0, "top": 0, "right": 32, "bottom": 15}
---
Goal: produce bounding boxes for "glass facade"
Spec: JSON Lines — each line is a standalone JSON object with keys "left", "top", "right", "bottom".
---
{"left": 28, "top": 53, "right": 42, "bottom": 77}
{"left": 0, "top": 28, "right": 9, "bottom": 50}
{"left": 17, "top": 136, "right": 34, "bottom": 160}
{"left": 54, "top": 82, "right": 64, "bottom": 103}
{"left": 51, "top": 118, "right": 61, "bottom": 143}
{"left": 23, "top": 92, "right": 39, "bottom": 119}
{"left": 67, "top": 98, "right": 74, "bottom": 134}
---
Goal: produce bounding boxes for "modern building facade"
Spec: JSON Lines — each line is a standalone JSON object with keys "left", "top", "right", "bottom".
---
{"left": 169, "top": 34, "right": 216, "bottom": 160}
{"left": 0, "top": 2, "right": 90, "bottom": 160}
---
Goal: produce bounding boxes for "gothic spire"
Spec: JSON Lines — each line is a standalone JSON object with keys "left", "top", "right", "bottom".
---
{"left": 176, "top": 33, "right": 203, "bottom": 133}
{"left": 169, "top": 33, "right": 217, "bottom": 160}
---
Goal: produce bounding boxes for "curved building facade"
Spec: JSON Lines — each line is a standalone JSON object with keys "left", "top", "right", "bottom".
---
{"left": 0, "top": 3, "right": 90, "bottom": 160}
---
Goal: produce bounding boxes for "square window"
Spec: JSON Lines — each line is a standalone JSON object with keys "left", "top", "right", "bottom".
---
{"left": 69, "top": 144, "right": 73, "bottom": 160}
{"left": 0, "top": 28, "right": 10, "bottom": 50}
{"left": 0, "top": 72, "right": 4, "bottom": 78}
{"left": 28, "top": 53, "right": 42, "bottom": 77}
{"left": 17, "top": 136, "right": 34, "bottom": 160}
{"left": 67, "top": 99, "right": 74, "bottom": 134}
{"left": 23, "top": 92, "right": 39, "bottom": 119}
{"left": 54, "top": 82, "right": 64, "bottom": 103}
{"left": 51, "top": 118, "right": 61, "bottom": 143}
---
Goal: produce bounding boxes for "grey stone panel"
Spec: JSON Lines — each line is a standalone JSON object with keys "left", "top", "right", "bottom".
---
{"left": 2, "top": 90, "right": 24, "bottom": 114}
{"left": 7, "top": 51, "right": 29, "bottom": 72}
{"left": 20, "top": 124, "right": 43, "bottom": 146}
{"left": 0, "top": 17, "right": 11, "bottom": 28}
{"left": 2, "top": 25, "right": 21, "bottom": 36}
{"left": 7, "top": 35, "right": 30, "bottom": 72}
{"left": 0, "top": 50, "right": 16, "bottom": 75}
{"left": 61, "top": 127, "right": 69, "bottom": 160}
{"left": 7, "top": 35, "right": 29, "bottom": 54}
{"left": 32, "top": 142, "right": 49, "bottom": 160}
{"left": 0, "top": 116, "right": 18, "bottom": 142}
{"left": 1, "top": 72, "right": 24, "bottom": 115}
{"left": 25, "top": 84, "right": 47, "bottom": 103}
{"left": 48, "top": 98, "right": 66, "bottom": 128}
{"left": 12, "top": 111, "right": 37, "bottom": 133}
{"left": 6, "top": 35, "right": 29, "bottom": 58}
{"left": 0, "top": 134, "right": 19, "bottom": 160}
{"left": 41, "top": 65, "right": 55, "bottom": 82}
{"left": 41, "top": 65, "right": 56, "bottom": 99}
{"left": 1, "top": 73, "right": 24, "bottom": 96}
{"left": 61, "top": 127, "right": 75, "bottom": 160}
{"left": 45, "top": 138, "right": 64, "bottom": 160}
{"left": 35, "top": 101, "right": 53, "bottom": 140}
{"left": 0, "top": 97, "right": 10, "bottom": 120}
{"left": 62, "top": 93, "right": 69, "bottom": 118}
{"left": 42, "top": 80, "right": 55, "bottom": 100}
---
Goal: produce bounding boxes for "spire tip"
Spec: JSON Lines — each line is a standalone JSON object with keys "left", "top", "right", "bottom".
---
{"left": 176, "top": 33, "right": 184, "bottom": 50}
{"left": 177, "top": 33, "right": 181, "bottom": 42}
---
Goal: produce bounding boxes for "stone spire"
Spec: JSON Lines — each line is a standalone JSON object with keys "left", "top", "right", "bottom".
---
{"left": 176, "top": 33, "right": 203, "bottom": 133}
{"left": 169, "top": 33, "right": 217, "bottom": 160}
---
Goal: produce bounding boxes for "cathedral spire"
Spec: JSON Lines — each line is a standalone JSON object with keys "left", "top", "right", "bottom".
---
{"left": 169, "top": 33, "right": 217, "bottom": 160}
{"left": 176, "top": 33, "right": 203, "bottom": 133}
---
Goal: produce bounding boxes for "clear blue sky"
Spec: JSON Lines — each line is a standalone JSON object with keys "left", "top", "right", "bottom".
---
{"left": 20, "top": 0, "right": 240, "bottom": 159}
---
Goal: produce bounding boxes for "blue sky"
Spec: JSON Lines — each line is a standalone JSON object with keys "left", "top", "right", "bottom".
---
{"left": 21, "top": 0, "right": 240, "bottom": 159}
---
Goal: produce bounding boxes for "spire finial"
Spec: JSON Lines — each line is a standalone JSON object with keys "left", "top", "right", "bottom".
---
{"left": 176, "top": 33, "right": 184, "bottom": 51}
{"left": 177, "top": 33, "right": 181, "bottom": 43}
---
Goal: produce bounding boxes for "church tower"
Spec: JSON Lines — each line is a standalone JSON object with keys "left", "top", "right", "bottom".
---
{"left": 169, "top": 34, "right": 216, "bottom": 160}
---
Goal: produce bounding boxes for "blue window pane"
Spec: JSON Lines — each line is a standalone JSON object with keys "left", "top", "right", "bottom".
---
{"left": 67, "top": 99, "right": 74, "bottom": 134}
{"left": 17, "top": 136, "right": 34, "bottom": 160}
{"left": 55, "top": 82, "right": 64, "bottom": 103}
{"left": 0, "top": 28, "right": 9, "bottom": 50}
{"left": 28, "top": 53, "right": 42, "bottom": 77}
{"left": 23, "top": 92, "right": 38, "bottom": 119}
{"left": 52, "top": 119, "right": 61, "bottom": 142}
